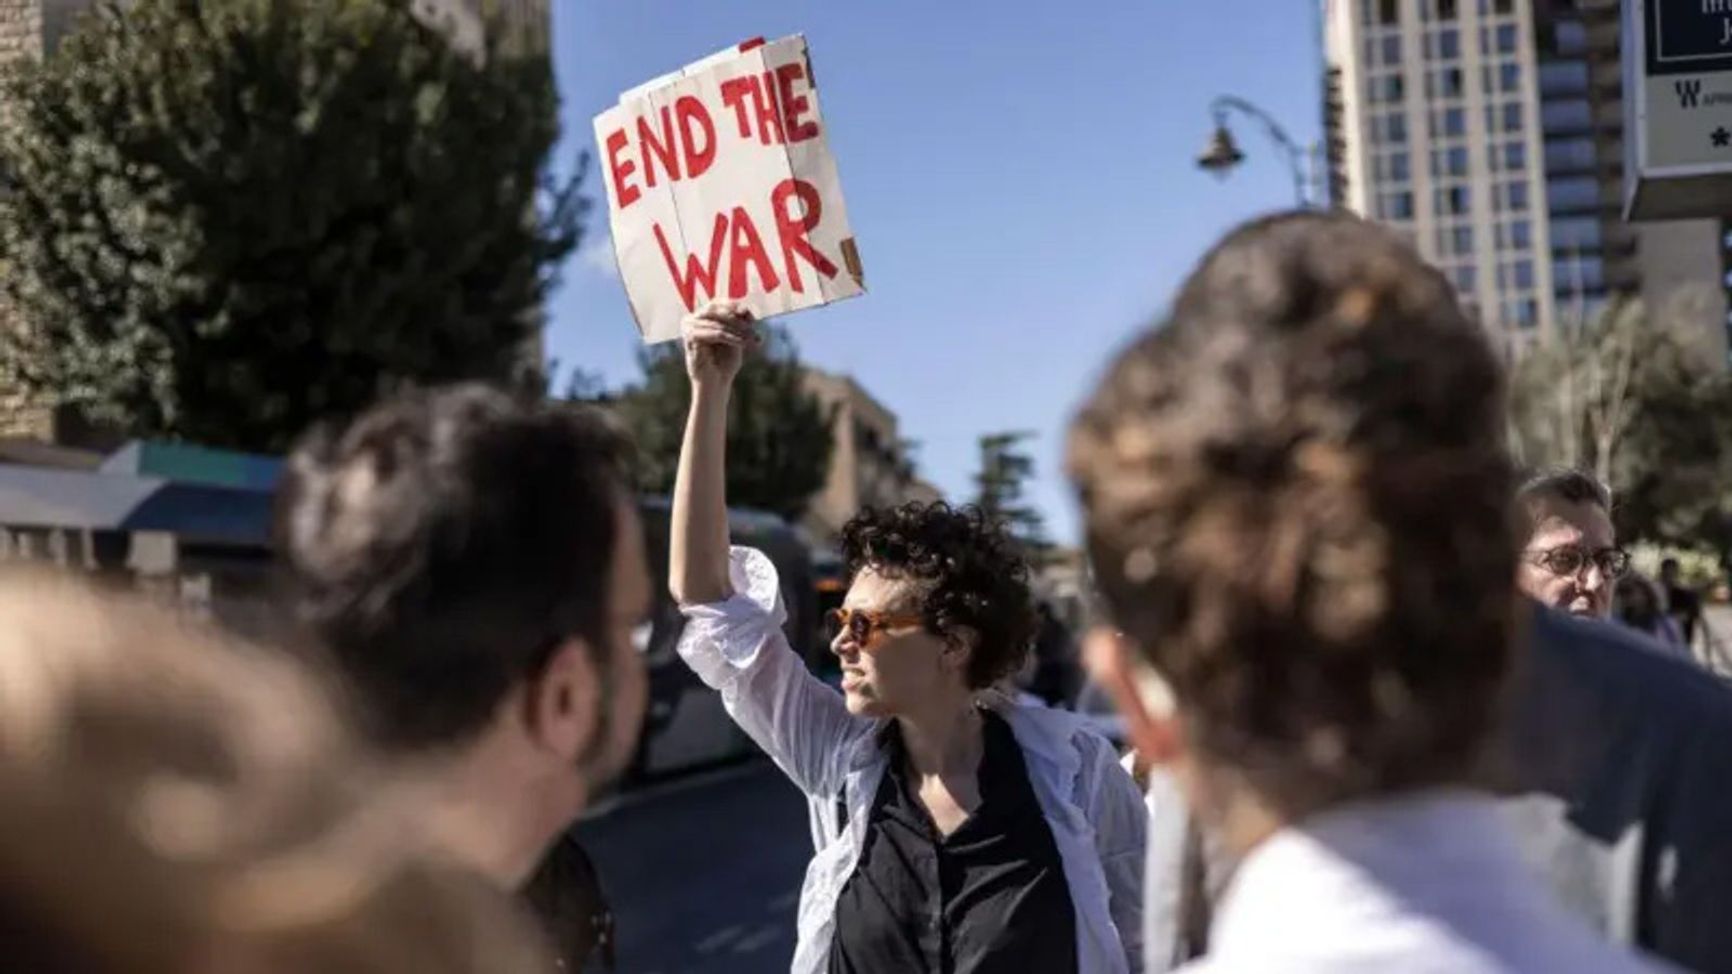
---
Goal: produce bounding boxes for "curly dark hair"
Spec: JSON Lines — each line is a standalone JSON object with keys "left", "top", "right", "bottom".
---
{"left": 276, "top": 383, "right": 633, "bottom": 751}
{"left": 840, "top": 501, "right": 1038, "bottom": 690}
{"left": 1068, "top": 211, "right": 1518, "bottom": 817}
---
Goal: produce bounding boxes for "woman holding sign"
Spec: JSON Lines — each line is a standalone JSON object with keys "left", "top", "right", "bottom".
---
{"left": 669, "top": 302, "right": 1145, "bottom": 974}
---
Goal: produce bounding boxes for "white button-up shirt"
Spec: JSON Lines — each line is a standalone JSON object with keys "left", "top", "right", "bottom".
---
{"left": 1179, "top": 791, "right": 1674, "bottom": 974}
{"left": 678, "top": 548, "right": 1146, "bottom": 974}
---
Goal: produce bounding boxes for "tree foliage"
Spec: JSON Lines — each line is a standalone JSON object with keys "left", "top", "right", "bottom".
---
{"left": 1508, "top": 294, "right": 1732, "bottom": 553}
{"left": 609, "top": 325, "right": 834, "bottom": 521}
{"left": 0, "top": 0, "right": 582, "bottom": 450}
{"left": 973, "top": 430, "right": 1049, "bottom": 560}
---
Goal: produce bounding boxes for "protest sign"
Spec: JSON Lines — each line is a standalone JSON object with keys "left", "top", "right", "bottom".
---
{"left": 593, "top": 35, "right": 865, "bottom": 343}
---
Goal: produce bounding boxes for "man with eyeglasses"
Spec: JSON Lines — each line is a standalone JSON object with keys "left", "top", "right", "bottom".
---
{"left": 1516, "top": 470, "right": 1626, "bottom": 619}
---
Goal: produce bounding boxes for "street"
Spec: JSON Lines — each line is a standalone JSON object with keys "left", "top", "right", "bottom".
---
{"left": 575, "top": 761, "right": 811, "bottom": 974}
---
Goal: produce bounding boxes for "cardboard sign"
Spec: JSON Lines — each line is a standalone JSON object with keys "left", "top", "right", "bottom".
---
{"left": 594, "top": 36, "right": 865, "bottom": 343}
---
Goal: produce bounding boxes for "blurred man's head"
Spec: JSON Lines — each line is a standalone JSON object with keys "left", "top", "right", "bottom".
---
{"left": 1515, "top": 470, "right": 1622, "bottom": 619}
{"left": 277, "top": 384, "right": 649, "bottom": 886}
{"left": 0, "top": 570, "right": 553, "bottom": 974}
{"left": 1069, "top": 212, "right": 1516, "bottom": 831}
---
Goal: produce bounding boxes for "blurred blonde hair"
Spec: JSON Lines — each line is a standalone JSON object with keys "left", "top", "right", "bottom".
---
{"left": 0, "top": 567, "right": 552, "bottom": 973}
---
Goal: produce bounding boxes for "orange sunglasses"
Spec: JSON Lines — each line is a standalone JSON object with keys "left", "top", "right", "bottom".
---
{"left": 826, "top": 607, "right": 924, "bottom": 646}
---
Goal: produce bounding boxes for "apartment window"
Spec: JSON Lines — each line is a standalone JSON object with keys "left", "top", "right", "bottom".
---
{"left": 1542, "top": 98, "right": 1592, "bottom": 131}
{"left": 1452, "top": 225, "right": 1475, "bottom": 253}
{"left": 1503, "top": 141, "right": 1526, "bottom": 170}
{"left": 1383, "top": 34, "right": 1403, "bottom": 63}
{"left": 1431, "top": 107, "right": 1466, "bottom": 137}
{"left": 1555, "top": 20, "right": 1587, "bottom": 55}
{"left": 1380, "top": 190, "right": 1415, "bottom": 220}
{"left": 1551, "top": 215, "right": 1602, "bottom": 250}
{"left": 1510, "top": 219, "right": 1531, "bottom": 249}
{"left": 1389, "top": 150, "right": 1411, "bottom": 180}
{"left": 1561, "top": 255, "right": 1604, "bottom": 291}
{"left": 1432, "top": 66, "right": 1465, "bottom": 97}
{"left": 1435, "top": 184, "right": 1471, "bottom": 215}
{"left": 1539, "top": 61, "right": 1589, "bottom": 97}
{"left": 1549, "top": 175, "right": 1599, "bottom": 210}
{"left": 1500, "top": 62, "right": 1522, "bottom": 92}
{"left": 1454, "top": 265, "right": 1478, "bottom": 291}
{"left": 1364, "top": 0, "right": 1401, "bottom": 25}
{"left": 1503, "top": 260, "right": 1535, "bottom": 290}
{"left": 1434, "top": 144, "right": 1470, "bottom": 176}
{"left": 1429, "top": 28, "right": 1461, "bottom": 59}
{"left": 1432, "top": 0, "right": 1459, "bottom": 20}
{"left": 1500, "top": 179, "right": 1530, "bottom": 212}
{"left": 1370, "top": 73, "right": 1406, "bottom": 104}
{"left": 1496, "top": 23, "right": 1518, "bottom": 52}
{"left": 1544, "top": 136, "right": 1596, "bottom": 172}
{"left": 1386, "top": 111, "right": 1408, "bottom": 144}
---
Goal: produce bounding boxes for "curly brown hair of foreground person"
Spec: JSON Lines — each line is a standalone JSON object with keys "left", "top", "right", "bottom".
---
{"left": 1067, "top": 211, "right": 1518, "bottom": 816}
{"left": 840, "top": 501, "right": 1039, "bottom": 690}
{"left": 0, "top": 569, "right": 554, "bottom": 974}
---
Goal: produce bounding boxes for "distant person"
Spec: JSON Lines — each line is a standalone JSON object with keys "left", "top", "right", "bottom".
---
{"left": 0, "top": 568, "right": 553, "bottom": 974}
{"left": 1070, "top": 212, "right": 1671, "bottom": 972}
{"left": 1658, "top": 557, "right": 1703, "bottom": 646}
{"left": 670, "top": 302, "right": 1145, "bottom": 973}
{"left": 277, "top": 383, "right": 649, "bottom": 940}
{"left": 1024, "top": 601, "right": 1083, "bottom": 708}
{"left": 1614, "top": 573, "right": 1687, "bottom": 653}
{"left": 1516, "top": 470, "right": 1625, "bottom": 619}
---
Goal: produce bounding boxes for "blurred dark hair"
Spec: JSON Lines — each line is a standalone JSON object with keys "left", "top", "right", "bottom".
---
{"left": 523, "top": 834, "right": 614, "bottom": 972}
{"left": 276, "top": 383, "right": 633, "bottom": 751}
{"left": 1516, "top": 468, "right": 1612, "bottom": 529}
{"left": 840, "top": 502, "right": 1038, "bottom": 690}
{"left": 1068, "top": 211, "right": 1517, "bottom": 816}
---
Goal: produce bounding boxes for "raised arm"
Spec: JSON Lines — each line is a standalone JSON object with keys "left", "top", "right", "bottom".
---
{"left": 669, "top": 302, "right": 761, "bottom": 607}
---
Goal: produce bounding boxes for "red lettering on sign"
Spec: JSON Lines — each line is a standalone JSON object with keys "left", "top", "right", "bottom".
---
{"left": 720, "top": 77, "right": 756, "bottom": 139}
{"left": 604, "top": 128, "right": 640, "bottom": 209}
{"left": 726, "top": 207, "right": 780, "bottom": 298}
{"left": 771, "top": 178, "right": 837, "bottom": 292}
{"left": 775, "top": 63, "right": 818, "bottom": 142}
{"left": 655, "top": 214, "right": 728, "bottom": 311}
{"left": 753, "top": 73, "right": 785, "bottom": 145}
{"left": 636, "top": 106, "right": 681, "bottom": 188}
{"left": 675, "top": 96, "right": 716, "bottom": 179}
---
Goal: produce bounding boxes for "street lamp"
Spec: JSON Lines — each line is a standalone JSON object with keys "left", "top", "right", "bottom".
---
{"left": 1197, "top": 95, "right": 1323, "bottom": 209}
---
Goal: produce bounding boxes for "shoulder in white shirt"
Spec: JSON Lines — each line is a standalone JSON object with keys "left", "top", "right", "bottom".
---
{"left": 1180, "top": 790, "right": 1675, "bottom": 974}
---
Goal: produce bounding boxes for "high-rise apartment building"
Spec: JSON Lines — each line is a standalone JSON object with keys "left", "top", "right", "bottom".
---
{"left": 1324, "top": 0, "right": 1728, "bottom": 360}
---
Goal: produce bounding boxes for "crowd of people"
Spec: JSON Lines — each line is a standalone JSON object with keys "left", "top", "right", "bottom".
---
{"left": 4, "top": 211, "right": 1732, "bottom": 973}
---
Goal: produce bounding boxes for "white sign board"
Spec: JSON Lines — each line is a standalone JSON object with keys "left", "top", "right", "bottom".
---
{"left": 1625, "top": 0, "right": 1732, "bottom": 219}
{"left": 594, "top": 36, "right": 866, "bottom": 343}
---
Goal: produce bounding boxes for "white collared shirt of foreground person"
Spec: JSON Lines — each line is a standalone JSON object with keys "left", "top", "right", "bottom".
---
{"left": 677, "top": 547, "right": 1146, "bottom": 973}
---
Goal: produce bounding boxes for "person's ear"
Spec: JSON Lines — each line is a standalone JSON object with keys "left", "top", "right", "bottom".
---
{"left": 521, "top": 638, "right": 602, "bottom": 764}
{"left": 941, "top": 626, "right": 978, "bottom": 676}
{"left": 1082, "top": 627, "right": 1183, "bottom": 765}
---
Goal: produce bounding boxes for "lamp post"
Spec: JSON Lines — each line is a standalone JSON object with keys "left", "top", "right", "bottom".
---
{"left": 1196, "top": 95, "right": 1325, "bottom": 209}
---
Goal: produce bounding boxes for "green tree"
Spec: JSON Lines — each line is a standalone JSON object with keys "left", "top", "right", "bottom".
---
{"left": 1508, "top": 295, "right": 1732, "bottom": 549}
{"left": 974, "top": 431, "right": 1049, "bottom": 559}
{"left": 0, "top": 0, "right": 582, "bottom": 450}
{"left": 612, "top": 325, "right": 834, "bottom": 521}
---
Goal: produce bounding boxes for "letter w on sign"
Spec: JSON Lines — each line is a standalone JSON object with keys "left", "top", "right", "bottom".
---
{"left": 594, "top": 35, "right": 866, "bottom": 343}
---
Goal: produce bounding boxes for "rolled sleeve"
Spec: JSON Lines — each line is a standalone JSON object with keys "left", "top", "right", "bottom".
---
{"left": 675, "top": 546, "right": 866, "bottom": 798}
{"left": 676, "top": 547, "right": 788, "bottom": 688}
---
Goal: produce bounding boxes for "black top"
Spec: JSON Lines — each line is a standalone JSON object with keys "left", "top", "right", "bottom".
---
{"left": 827, "top": 710, "right": 1078, "bottom": 974}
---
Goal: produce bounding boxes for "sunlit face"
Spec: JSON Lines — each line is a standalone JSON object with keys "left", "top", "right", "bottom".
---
{"left": 1518, "top": 497, "right": 1617, "bottom": 619}
{"left": 829, "top": 567, "right": 964, "bottom": 717}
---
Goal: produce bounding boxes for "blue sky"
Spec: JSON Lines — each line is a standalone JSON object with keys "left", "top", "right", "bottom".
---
{"left": 546, "top": 1, "right": 1323, "bottom": 544}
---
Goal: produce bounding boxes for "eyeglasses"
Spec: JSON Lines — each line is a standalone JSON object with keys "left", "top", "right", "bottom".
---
{"left": 826, "top": 607, "right": 924, "bottom": 646}
{"left": 1524, "top": 545, "right": 1631, "bottom": 580}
